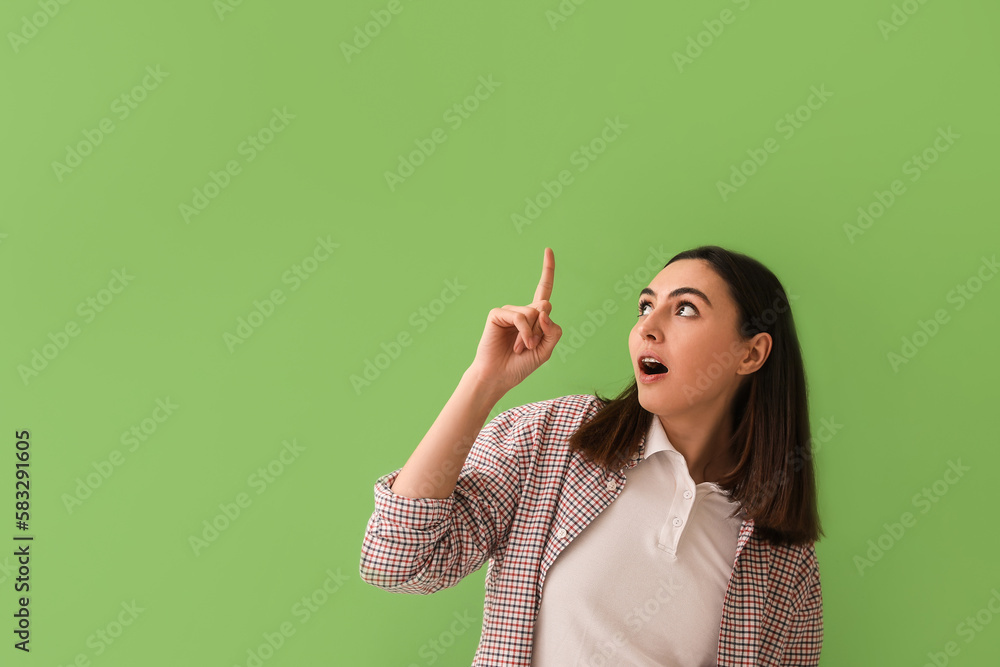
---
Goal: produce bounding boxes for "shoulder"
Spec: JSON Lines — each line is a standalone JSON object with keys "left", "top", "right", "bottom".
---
{"left": 490, "top": 393, "right": 602, "bottom": 432}
{"left": 759, "top": 536, "right": 821, "bottom": 588}
{"left": 481, "top": 394, "right": 601, "bottom": 450}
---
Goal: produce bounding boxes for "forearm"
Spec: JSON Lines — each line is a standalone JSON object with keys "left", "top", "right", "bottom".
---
{"left": 389, "top": 367, "right": 506, "bottom": 499}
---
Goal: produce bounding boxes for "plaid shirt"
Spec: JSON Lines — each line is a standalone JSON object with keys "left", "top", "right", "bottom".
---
{"left": 360, "top": 393, "right": 823, "bottom": 666}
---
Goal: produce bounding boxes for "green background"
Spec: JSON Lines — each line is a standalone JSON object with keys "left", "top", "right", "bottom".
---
{"left": 2, "top": 0, "right": 999, "bottom": 664}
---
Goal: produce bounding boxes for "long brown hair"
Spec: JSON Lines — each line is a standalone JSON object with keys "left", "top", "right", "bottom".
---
{"left": 568, "top": 245, "right": 822, "bottom": 547}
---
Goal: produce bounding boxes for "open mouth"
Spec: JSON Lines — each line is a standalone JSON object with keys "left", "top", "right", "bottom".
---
{"left": 639, "top": 357, "right": 668, "bottom": 375}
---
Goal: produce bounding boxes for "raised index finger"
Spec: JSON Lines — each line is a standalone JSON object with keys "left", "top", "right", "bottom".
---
{"left": 533, "top": 247, "right": 555, "bottom": 303}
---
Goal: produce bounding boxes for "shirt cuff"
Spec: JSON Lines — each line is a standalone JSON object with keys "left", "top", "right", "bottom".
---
{"left": 373, "top": 468, "right": 456, "bottom": 530}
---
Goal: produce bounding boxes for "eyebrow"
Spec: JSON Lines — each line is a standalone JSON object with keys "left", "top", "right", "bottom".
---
{"left": 639, "top": 286, "right": 713, "bottom": 309}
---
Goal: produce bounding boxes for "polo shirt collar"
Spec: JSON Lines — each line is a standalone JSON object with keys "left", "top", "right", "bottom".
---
{"left": 642, "top": 413, "right": 678, "bottom": 460}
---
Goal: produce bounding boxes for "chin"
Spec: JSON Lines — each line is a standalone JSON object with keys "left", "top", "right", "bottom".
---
{"left": 636, "top": 388, "right": 663, "bottom": 411}
{"left": 637, "top": 384, "right": 684, "bottom": 412}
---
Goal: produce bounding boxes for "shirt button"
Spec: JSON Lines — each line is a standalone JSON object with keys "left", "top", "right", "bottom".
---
{"left": 556, "top": 528, "right": 567, "bottom": 539}
{"left": 683, "top": 490, "right": 693, "bottom": 499}
{"left": 605, "top": 479, "right": 617, "bottom": 491}
{"left": 672, "top": 517, "right": 683, "bottom": 527}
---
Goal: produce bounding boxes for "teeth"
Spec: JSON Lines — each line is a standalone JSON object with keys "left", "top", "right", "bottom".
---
{"left": 640, "top": 357, "right": 667, "bottom": 373}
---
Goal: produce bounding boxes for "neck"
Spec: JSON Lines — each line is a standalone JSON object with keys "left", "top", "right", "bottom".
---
{"left": 657, "top": 404, "right": 736, "bottom": 485}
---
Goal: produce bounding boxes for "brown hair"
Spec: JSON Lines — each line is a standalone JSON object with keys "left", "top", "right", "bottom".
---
{"left": 568, "top": 245, "right": 822, "bottom": 547}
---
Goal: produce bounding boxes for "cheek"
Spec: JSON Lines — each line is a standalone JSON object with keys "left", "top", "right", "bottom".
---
{"left": 688, "top": 340, "right": 741, "bottom": 377}
{"left": 668, "top": 337, "right": 721, "bottom": 376}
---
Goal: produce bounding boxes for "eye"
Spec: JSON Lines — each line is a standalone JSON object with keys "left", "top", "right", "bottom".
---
{"left": 676, "top": 301, "right": 698, "bottom": 316}
{"left": 636, "top": 299, "right": 698, "bottom": 318}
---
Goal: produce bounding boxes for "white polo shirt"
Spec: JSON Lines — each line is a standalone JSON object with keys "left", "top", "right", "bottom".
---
{"left": 529, "top": 414, "right": 746, "bottom": 666}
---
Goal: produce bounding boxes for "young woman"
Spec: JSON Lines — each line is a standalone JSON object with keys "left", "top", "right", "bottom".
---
{"left": 360, "top": 245, "right": 823, "bottom": 666}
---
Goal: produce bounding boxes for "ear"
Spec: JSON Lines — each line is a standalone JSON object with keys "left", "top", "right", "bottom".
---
{"left": 738, "top": 333, "right": 772, "bottom": 375}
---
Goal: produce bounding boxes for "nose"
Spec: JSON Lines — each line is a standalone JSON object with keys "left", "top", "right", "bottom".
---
{"left": 638, "top": 317, "right": 661, "bottom": 341}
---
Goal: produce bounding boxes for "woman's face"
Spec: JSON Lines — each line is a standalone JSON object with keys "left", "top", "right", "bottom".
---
{"left": 629, "top": 259, "right": 759, "bottom": 417}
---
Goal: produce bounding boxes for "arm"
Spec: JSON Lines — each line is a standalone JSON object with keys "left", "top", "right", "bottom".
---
{"left": 358, "top": 369, "right": 525, "bottom": 594}
{"left": 360, "top": 246, "right": 561, "bottom": 595}
{"left": 781, "top": 546, "right": 824, "bottom": 665}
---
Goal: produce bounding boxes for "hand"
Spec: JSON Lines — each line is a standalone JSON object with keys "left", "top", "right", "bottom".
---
{"left": 467, "top": 247, "right": 563, "bottom": 395}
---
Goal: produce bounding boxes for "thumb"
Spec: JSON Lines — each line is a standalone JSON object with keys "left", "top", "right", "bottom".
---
{"left": 538, "top": 310, "right": 558, "bottom": 341}
{"left": 527, "top": 311, "right": 548, "bottom": 349}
